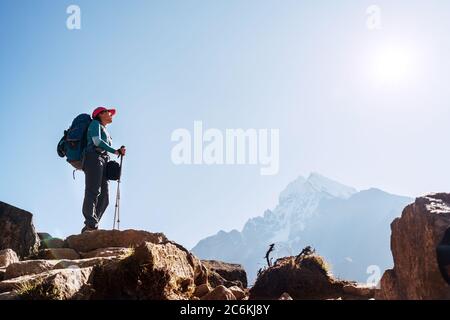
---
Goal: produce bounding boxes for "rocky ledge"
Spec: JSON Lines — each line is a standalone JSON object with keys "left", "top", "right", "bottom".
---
{"left": 377, "top": 193, "right": 450, "bottom": 299}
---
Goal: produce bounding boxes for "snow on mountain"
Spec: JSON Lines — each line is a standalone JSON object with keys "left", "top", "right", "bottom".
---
{"left": 192, "top": 173, "right": 412, "bottom": 285}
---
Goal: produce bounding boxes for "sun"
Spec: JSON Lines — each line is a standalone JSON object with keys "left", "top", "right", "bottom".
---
{"left": 369, "top": 45, "right": 416, "bottom": 86}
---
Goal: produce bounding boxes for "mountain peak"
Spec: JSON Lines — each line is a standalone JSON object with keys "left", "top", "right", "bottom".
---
{"left": 280, "top": 173, "right": 357, "bottom": 202}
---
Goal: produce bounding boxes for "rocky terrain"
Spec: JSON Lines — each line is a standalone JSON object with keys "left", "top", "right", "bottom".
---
{"left": 377, "top": 193, "right": 450, "bottom": 299}
{"left": 0, "top": 201, "right": 249, "bottom": 300}
{"left": 1, "top": 192, "right": 450, "bottom": 300}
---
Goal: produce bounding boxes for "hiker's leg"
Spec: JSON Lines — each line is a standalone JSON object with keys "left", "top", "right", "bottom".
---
{"left": 96, "top": 172, "right": 109, "bottom": 222}
{"left": 82, "top": 152, "right": 103, "bottom": 229}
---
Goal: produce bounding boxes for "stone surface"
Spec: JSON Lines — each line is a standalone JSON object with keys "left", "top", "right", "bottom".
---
{"left": 0, "top": 268, "right": 5, "bottom": 281}
{"left": 88, "top": 241, "right": 207, "bottom": 300}
{"left": 66, "top": 229, "right": 168, "bottom": 253}
{"left": 0, "top": 202, "right": 40, "bottom": 258}
{"left": 0, "top": 291, "right": 19, "bottom": 300}
{"left": 249, "top": 253, "right": 372, "bottom": 300}
{"left": 1, "top": 268, "right": 93, "bottom": 300}
{"left": 228, "top": 285, "right": 246, "bottom": 300}
{"left": 0, "top": 249, "right": 19, "bottom": 268}
{"left": 201, "top": 285, "right": 236, "bottom": 300}
{"left": 194, "top": 283, "right": 211, "bottom": 298}
{"left": 201, "top": 260, "right": 248, "bottom": 288}
{"left": 5, "top": 260, "right": 60, "bottom": 280}
{"left": 5, "top": 257, "right": 119, "bottom": 280}
{"left": 378, "top": 194, "right": 450, "bottom": 300}
{"left": 80, "top": 247, "right": 132, "bottom": 259}
{"left": 38, "top": 248, "right": 80, "bottom": 260}
{"left": 40, "top": 238, "right": 65, "bottom": 249}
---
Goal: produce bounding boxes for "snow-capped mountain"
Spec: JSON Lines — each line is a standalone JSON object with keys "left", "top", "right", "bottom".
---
{"left": 192, "top": 173, "right": 412, "bottom": 285}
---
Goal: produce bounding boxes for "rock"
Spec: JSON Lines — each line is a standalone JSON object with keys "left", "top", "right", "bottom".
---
{"left": 278, "top": 292, "right": 293, "bottom": 300}
{"left": 0, "top": 202, "right": 40, "bottom": 258}
{"left": 377, "top": 269, "right": 398, "bottom": 300}
{"left": 65, "top": 229, "right": 168, "bottom": 253}
{"left": 249, "top": 253, "right": 369, "bottom": 300}
{"left": 0, "top": 268, "right": 93, "bottom": 300}
{"left": 201, "top": 285, "right": 236, "bottom": 300}
{"left": 89, "top": 241, "right": 207, "bottom": 300}
{"left": 80, "top": 247, "right": 132, "bottom": 259}
{"left": 0, "top": 249, "right": 19, "bottom": 268}
{"left": 5, "top": 257, "right": 119, "bottom": 280}
{"left": 342, "top": 284, "right": 377, "bottom": 298}
{"left": 228, "top": 285, "right": 246, "bottom": 300}
{"left": 0, "top": 291, "right": 19, "bottom": 300}
{"left": 37, "top": 233, "right": 52, "bottom": 241}
{"left": 378, "top": 194, "right": 450, "bottom": 300}
{"left": 37, "top": 248, "right": 80, "bottom": 260}
{"left": 0, "top": 268, "right": 5, "bottom": 281}
{"left": 201, "top": 260, "right": 248, "bottom": 288}
{"left": 194, "top": 283, "right": 211, "bottom": 298}
{"left": 437, "top": 227, "right": 450, "bottom": 284}
{"left": 52, "top": 257, "right": 120, "bottom": 270}
{"left": 40, "top": 238, "right": 65, "bottom": 249}
{"left": 5, "top": 260, "right": 60, "bottom": 280}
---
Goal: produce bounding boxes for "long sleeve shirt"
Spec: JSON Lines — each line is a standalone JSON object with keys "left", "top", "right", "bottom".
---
{"left": 86, "top": 120, "right": 116, "bottom": 154}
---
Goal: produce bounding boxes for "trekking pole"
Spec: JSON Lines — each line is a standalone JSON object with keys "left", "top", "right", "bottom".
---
{"left": 113, "top": 153, "right": 124, "bottom": 230}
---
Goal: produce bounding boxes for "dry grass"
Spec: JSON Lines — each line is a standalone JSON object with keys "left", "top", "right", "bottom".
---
{"left": 15, "top": 279, "right": 62, "bottom": 300}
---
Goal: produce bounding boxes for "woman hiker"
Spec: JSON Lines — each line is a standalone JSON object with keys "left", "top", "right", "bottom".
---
{"left": 82, "top": 106, "right": 126, "bottom": 233}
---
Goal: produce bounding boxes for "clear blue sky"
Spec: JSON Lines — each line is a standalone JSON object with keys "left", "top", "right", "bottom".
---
{"left": 1, "top": 0, "right": 450, "bottom": 248}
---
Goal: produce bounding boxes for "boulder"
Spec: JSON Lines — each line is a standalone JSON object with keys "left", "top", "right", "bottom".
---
{"left": 193, "top": 283, "right": 211, "bottom": 298}
{"left": 378, "top": 194, "right": 450, "bottom": 300}
{"left": 201, "top": 285, "right": 236, "bottom": 300}
{"left": 0, "top": 249, "right": 19, "bottom": 268}
{"left": 5, "top": 257, "right": 120, "bottom": 280}
{"left": 80, "top": 247, "right": 132, "bottom": 259}
{"left": 88, "top": 241, "right": 207, "bottom": 300}
{"left": 65, "top": 229, "right": 168, "bottom": 252}
{"left": 0, "top": 268, "right": 93, "bottom": 300}
{"left": 37, "top": 248, "right": 80, "bottom": 260}
{"left": 249, "top": 253, "right": 371, "bottom": 300}
{"left": 201, "top": 260, "right": 247, "bottom": 288}
{"left": 0, "top": 202, "right": 40, "bottom": 258}
{"left": 228, "top": 285, "right": 246, "bottom": 300}
{"left": 5, "top": 260, "right": 60, "bottom": 280}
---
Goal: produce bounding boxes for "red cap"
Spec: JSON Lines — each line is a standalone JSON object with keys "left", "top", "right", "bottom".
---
{"left": 92, "top": 107, "right": 116, "bottom": 119}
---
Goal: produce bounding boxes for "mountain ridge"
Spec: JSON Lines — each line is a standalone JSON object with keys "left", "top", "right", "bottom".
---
{"left": 192, "top": 173, "right": 413, "bottom": 284}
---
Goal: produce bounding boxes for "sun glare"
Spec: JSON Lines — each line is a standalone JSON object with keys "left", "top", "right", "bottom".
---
{"left": 369, "top": 46, "right": 416, "bottom": 86}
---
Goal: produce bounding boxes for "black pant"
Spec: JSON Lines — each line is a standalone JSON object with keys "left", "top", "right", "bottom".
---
{"left": 82, "top": 151, "right": 109, "bottom": 229}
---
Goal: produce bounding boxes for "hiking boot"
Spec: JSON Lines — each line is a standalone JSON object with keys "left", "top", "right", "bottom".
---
{"left": 81, "top": 226, "right": 97, "bottom": 234}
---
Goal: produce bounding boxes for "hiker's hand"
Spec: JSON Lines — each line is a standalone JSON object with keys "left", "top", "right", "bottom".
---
{"left": 116, "top": 146, "right": 126, "bottom": 156}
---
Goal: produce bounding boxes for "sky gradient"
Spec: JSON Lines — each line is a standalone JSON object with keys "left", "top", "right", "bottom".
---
{"left": 1, "top": 0, "right": 450, "bottom": 248}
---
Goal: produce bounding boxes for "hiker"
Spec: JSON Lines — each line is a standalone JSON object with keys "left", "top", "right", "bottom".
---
{"left": 82, "top": 107, "right": 126, "bottom": 233}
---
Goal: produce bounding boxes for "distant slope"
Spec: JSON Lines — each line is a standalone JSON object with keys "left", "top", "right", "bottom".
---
{"left": 192, "top": 173, "right": 412, "bottom": 284}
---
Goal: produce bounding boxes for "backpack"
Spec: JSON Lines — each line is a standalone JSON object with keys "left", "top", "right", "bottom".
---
{"left": 57, "top": 114, "right": 92, "bottom": 172}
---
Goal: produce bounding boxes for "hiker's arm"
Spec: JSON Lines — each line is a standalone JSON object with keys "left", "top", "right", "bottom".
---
{"left": 89, "top": 121, "right": 117, "bottom": 154}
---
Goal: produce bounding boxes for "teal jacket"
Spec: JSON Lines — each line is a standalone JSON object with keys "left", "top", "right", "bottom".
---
{"left": 86, "top": 120, "right": 116, "bottom": 154}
